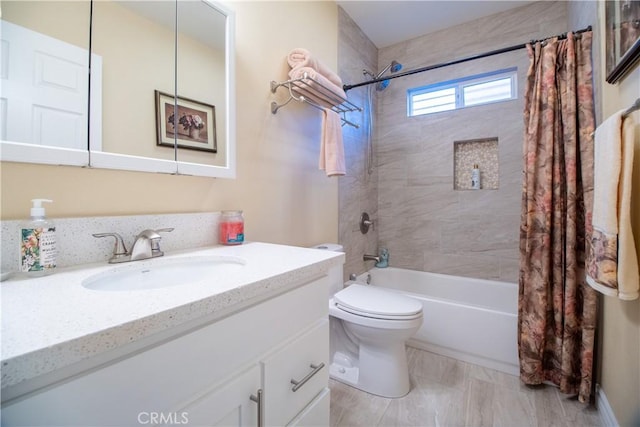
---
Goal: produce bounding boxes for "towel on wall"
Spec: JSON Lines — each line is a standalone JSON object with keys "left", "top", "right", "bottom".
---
{"left": 288, "top": 67, "right": 347, "bottom": 108}
{"left": 287, "top": 48, "right": 343, "bottom": 88}
{"left": 586, "top": 110, "right": 639, "bottom": 300}
{"left": 319, "top": 108, "right": 345, "bottom": 177}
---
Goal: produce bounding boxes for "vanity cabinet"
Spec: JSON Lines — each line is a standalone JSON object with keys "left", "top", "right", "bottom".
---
{"left": 1, "top": 276, "right": 330, "bottom": 426}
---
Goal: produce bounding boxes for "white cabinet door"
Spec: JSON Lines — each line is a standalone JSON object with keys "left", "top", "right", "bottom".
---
{"left": 178, "top": 366, "right": 260, "bottom": 427}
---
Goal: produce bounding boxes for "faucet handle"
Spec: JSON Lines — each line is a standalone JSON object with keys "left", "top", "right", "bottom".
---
{"left": 360, "top": 212, "right": 373, "bottom": 234}
{"left": 136, "top": 229, "right": 161, "bottom": 240}
{"left": 92, "top": 233, "right": 129, "bottom": 261}
{"left": 148, "top": 228, "right": 174, "bottom": 256}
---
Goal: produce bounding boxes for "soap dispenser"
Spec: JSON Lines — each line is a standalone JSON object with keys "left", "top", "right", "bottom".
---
{"left": 20, "top": 199, "right": 57, "bottom": 276}
{"left": 471, "top": 164, "right": 481, "bottom": 190}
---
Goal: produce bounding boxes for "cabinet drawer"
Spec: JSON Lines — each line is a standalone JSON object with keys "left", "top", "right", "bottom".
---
{"left": 287, "top": 387, "right": 330, "bottom": 427}
{"left": 263, "top": 320, "right": 329, "bottom": 426}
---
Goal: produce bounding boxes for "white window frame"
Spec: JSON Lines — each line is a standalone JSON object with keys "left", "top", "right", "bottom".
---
{"left": 408, "top": 68, "right": 517, "bottom": 117}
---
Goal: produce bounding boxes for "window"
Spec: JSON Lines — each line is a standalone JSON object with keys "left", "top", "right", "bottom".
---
{"left": 408, "top": 68, "right": 517, "bottom": 117}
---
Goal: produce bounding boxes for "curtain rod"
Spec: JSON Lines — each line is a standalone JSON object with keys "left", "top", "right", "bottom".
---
{"left": 343, "top": 26, "right": 592, "bottom": 92}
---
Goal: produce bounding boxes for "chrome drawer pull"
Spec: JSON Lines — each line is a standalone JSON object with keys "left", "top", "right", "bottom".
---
{"left": 290, "top": 362, "right": 325, "bottom": 392}
{"left": 250, "top": 389, "right": 263, "bottom": 427}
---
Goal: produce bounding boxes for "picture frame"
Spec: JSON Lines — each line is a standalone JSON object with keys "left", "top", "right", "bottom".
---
{"left": 155, "top": 90, "right": 217, "bottom": 153}
{"left": 605, "top": 0, "right": 640, "bottom": 84}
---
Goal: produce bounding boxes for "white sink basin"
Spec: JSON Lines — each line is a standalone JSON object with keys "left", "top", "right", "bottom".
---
{"left": 82, "top": 256, "right": 246, "bottom": 291}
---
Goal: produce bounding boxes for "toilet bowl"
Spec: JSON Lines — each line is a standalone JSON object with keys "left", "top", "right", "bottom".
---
{"left": 328, "top": 283, "right": 423, "bottom": 398}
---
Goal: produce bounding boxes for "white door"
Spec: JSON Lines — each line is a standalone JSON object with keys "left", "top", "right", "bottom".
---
{"left": 1, "top": 20, "right": 88, "bottom": 150}
{"left": 176, "top": 366, "right": 261, "bottom": 427}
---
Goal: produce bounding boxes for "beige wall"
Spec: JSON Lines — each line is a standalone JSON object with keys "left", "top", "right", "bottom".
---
{"left": 176, "top": 27, "right": 227, "bottom": 166}
{"left": 1, "top": 1, "right": 90, "bottom": 48}
{"left": 0, "top": 1, "right": 339, "bottom": 249}
{"left": 374, "top": 1, "right": 567, "bottom": 282}
{"left": 596, "top": 4, "right": 640, "bottom": 426}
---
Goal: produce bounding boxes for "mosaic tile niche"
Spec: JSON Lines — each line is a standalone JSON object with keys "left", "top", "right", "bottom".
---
{"left": 454, "top": 138, "right": 499, "bottom": 190}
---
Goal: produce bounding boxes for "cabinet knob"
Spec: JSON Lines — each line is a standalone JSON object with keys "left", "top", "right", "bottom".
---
{"left": 290, "top": 362, "right": 325, "bottom": 392}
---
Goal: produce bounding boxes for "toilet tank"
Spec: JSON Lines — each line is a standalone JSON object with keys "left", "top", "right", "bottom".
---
{"left": 311, "top": 244, "right": 344, "bottom": 297}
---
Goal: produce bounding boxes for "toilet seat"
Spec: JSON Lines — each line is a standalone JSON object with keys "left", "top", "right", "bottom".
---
{"left": 334, "top": 284, "right": 423, "bottom": 320}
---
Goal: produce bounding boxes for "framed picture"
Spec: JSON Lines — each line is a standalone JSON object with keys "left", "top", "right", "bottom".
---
{"left": 605, "top": 0, "right": 640, "bottom": 84}
{"left": 155, "top": 90, "right": 217, "bottom": 152}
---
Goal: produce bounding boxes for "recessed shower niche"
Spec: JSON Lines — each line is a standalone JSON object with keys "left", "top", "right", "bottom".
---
{"left": 453, "top": 138, "right": 499, "bottom": 190}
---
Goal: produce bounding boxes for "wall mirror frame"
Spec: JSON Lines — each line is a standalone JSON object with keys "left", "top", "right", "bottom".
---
{"left": 0, "top": 0, "right": 236, "bottom": 179}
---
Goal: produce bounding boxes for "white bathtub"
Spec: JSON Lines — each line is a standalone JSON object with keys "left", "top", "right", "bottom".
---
{"left": 357, "top": 267, "right": 519, "bottom": 375}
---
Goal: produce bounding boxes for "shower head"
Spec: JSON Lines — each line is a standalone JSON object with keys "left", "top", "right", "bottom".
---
{"left": 376, "top": 79, "right": 391, "bottom": 91}
{"left": 390, "top": 60, "right": 403, "bottom": 73}
{"left": 375, "top": 60, "right": 403, "bottom": 91}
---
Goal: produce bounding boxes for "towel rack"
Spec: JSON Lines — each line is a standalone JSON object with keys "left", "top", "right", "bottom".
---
{"left": 623, "top": 98, "right": 640, "bottom": 118}
{"left": 270, "top": 72, "right": 362, "bottom": 128}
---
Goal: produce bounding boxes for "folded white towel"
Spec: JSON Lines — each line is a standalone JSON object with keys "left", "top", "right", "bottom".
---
{"left": 287, "top": 48, "right": 343, "bottom": 88}
{"left": 319, "top": 108, "right": 346, "bottom": 177}
{"left": 586, "top": 110, "right": 639, "bottom": 300}
{"left": 288, "top": 67, "right": 347, "bottom": 108}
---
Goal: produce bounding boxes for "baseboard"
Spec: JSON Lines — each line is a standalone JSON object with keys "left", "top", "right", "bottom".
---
{"left": 596, "top": 384, "right": 619, "bottom": 427}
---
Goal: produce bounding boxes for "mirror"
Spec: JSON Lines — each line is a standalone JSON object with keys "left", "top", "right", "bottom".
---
{"left": 0, "top": 0, "right": 236, "bottom": 179}
{"left": 90, "top": 0, "right": 235, "bottom": 178}
{"left": 175, "top": 0, "right": 229, "bottom": 175}
{"left": 89, "top": 0, "right": 177, "bottom": 173}
{"left": 0, "top": 1, "right": 91, "bottom": 166}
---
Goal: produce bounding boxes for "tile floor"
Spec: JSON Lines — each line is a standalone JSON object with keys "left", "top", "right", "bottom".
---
{"left": 329, "top": 347, "right": 602, "bottom": 427}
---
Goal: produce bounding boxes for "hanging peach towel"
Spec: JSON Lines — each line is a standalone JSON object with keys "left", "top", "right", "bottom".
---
{"left": 319, "top": 108, "right": 345, "bottom": 177}
{"left": 586, "top": 110, "right": 639, "bottom": 300}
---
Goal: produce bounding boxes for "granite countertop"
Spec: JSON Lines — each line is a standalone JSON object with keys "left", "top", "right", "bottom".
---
{"left": 1, "top": 242, "right": 343, "bottom": 393}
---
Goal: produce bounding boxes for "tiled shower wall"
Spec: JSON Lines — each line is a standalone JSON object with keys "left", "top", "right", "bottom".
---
{"left": 337, "top": 7, "right": 379, "bottom": 280}
{"left": 374, "top": 2, "right": 569, "bottom": 282}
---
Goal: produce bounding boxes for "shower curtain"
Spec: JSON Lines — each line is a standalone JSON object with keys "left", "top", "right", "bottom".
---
{"left": 518, "top": 31, "right": 597, "bottom": 403}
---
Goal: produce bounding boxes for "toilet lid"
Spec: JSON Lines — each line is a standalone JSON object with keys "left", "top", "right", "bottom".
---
{"left": 334, "top": 284, "right": 422, "bottom": 318}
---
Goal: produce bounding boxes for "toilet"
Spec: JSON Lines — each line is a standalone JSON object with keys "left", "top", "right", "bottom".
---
{"left": 312, "top": 244, "right": 424, "bottom": 398}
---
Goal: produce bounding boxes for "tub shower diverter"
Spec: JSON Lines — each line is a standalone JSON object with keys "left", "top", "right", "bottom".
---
{"left": 82, "top": 256, "right": 246, "bottom": 291}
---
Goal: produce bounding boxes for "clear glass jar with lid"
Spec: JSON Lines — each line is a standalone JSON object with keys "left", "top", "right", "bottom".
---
{"left": 219, "top": 210, "right": 244, "bottom": 245}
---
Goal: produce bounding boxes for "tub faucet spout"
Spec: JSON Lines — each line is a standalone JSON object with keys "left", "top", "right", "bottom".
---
{"left": 363, "top": 254, "right": 381, "bottom": 263}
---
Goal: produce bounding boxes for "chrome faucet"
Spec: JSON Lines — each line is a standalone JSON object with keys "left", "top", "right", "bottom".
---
{"left": 93, "top": 228, "right": 174, "bottom": 263}
{"left": 363, "top": 254, "right": 381, "bottom": 263}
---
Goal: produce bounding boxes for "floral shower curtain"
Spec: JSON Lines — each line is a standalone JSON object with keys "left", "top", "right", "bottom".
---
{"left": 518, "top": 31, "right": 597, "bottom": 403}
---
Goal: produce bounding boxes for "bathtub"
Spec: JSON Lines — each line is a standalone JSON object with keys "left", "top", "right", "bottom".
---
{"left": 357, "top": 267, "right": 519, "bottom": 376}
